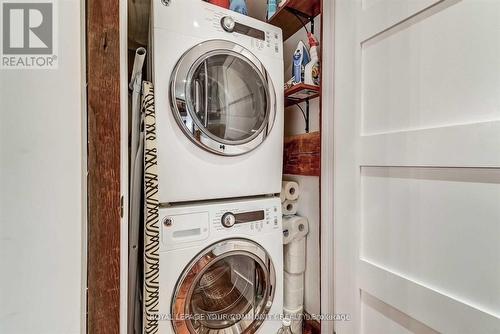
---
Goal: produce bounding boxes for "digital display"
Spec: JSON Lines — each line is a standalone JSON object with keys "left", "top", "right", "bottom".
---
{"left": 234, "top": 23, "right": 266, "bottom": 41}
{"left": 235, "top": 211, "right": 265, "bottom": 224}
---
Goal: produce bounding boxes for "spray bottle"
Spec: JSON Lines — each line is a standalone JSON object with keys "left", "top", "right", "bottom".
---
{"left": 230, "top": 0, "right": 248, "bottom": 15}
{"left": 304, "top": 33, "right": 320, "bottom": 86}
{"left": 268, "top": 0, "right": 278, "bottom": 20}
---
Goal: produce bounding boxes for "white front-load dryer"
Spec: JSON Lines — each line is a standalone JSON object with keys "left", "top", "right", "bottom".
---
{"left": 157, "top": 197, "right": 283, "bottom": 333}
{"left": 151, "top": 0, "right": 284, "bottom": 204}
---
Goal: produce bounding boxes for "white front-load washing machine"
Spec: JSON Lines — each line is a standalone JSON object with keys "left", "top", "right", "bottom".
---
{"left": 158, "top": 197, "right": 283, "bottom": 333}
{"left": 151, "top": 0, "right": 284, "bottom": 204}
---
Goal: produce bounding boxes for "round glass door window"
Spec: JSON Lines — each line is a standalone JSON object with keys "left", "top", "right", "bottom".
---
{"left": 171, "top": 239, "right": 276, "bottom": 333}
{"left": 171, "top": 40, "right": 277, "bottom": 156}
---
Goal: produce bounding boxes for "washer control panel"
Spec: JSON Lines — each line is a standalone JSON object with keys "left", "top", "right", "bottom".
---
{"left": 160, "top": 197, "right": 283, "bottom": 251}
{"left": 214, "top": 204, "right": 281, "bottom": 234}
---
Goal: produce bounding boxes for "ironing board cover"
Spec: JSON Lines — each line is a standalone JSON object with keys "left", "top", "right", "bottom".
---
{"left": 142, "top": 81, "right": 160, "bottom": 334}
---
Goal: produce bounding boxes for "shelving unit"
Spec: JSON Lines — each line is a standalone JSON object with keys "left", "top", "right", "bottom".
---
{"left": 269, "top": 0, "right": 321, "bottom": 134}
{"left": 268, "top": 0, "right": 321, "bottom": 41}
{"left": 284, "top": 83, "right": 321, "bottom": 133}
{"left": 285, "top": 83, "right": 320, "bottom": 106}
{"left": 272, "top": 2, "right": 324, "bottom": 332}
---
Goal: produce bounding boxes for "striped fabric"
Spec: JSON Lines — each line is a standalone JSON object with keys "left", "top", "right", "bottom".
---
{"left": 142, "top": 81, "right": 160, "bottom": 334}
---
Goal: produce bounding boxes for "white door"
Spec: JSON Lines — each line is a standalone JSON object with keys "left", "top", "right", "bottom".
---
{"left": 333, "top": 0, "right": 500, "bottom": 333}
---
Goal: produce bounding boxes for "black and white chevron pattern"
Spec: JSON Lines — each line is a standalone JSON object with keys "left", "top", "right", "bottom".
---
{"left": 142, "top": 81, "right": 160, "bottom": 334}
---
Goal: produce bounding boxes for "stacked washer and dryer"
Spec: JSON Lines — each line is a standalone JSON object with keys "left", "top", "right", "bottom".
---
{"left": 149, "top": 0, "right": 285, "bottom": 333}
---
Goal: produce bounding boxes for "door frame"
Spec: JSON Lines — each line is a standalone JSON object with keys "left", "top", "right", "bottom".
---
{"left": 86, "top": 0, "right": 124, "bottom": 332}
{"left": 320, "top": 0, "right": 336, "bottom": 333}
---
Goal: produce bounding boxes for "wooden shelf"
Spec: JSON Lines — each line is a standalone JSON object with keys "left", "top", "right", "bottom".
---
{"left": 283, "top": 132, "right": 321, "bottom": 176}
{"left": 285, "top": 83, "right": 321, "bottom": 107}
{"left": 268, "top": 0, "right": 321, "bottom": 41}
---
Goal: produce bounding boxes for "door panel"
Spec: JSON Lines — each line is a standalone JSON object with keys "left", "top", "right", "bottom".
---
{"left": 334, "top": 0, "right": 500, "bottom": 333}
{"left": 361, "top": 1, "right": 500, "bottom": 136}
{"left": 361, "top": 167, "right": 500, "bottom": 316}
{"left": 171, "top": 239, "right": 276, "bottom": 334}
{"left": 361, "top": 0, "right": 444, "bottom": 41}
{"left": 170, "top": 40, "right": 277, "bottom": 156}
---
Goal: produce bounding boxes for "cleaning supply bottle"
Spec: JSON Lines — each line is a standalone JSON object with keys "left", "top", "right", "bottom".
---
{"left": 230, "top": 0, "right": 248, "bottom": 15}
{"left": 304, "top": 33, "right": 320, "bottom": 86}
{"left": 277, "top": 317, "right": 293, "bottom": 334}
{"left": 292, "top": 41, "right": 310, "bottom": 84}
{"left": 268, "top": 0, "right": 278, "bottom": 20}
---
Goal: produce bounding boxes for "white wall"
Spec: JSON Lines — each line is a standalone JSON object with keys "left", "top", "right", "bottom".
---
{"left": 0, "top": 0, "right": 85, "bottom": 333}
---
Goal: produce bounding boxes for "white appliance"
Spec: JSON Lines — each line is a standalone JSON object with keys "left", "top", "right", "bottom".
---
{"left": 151, "top": 0, "right": 284, "bottom": 204}
{"left": 158, "top": 197, "right": 284, "bottom": 333}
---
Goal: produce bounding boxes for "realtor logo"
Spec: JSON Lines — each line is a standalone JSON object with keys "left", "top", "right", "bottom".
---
{"left": 1, "top": 0, "right": 58, "bottom": 69}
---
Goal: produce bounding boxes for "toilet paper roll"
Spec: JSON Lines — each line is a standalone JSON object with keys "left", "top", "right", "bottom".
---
{"left": 280, "top": 191, "right": 286, "bottom": 203}
{"left": 282, "top": 181, "right": 300, "bottom": 201}
{"left": 282, "top": 216, "right": 309, "bottom": 245}
{"left": 282, "top": 200, "right": 298, "bottom": 216}
{"left": 284, "top": 238, "right": 306, "bottom": 274}
{"left": 284, "top": 306, "right": 304, "bottom": 334}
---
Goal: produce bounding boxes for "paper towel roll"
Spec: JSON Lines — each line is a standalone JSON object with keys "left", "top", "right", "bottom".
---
{"left": 284, "top": 272, "right": 305, "bottom": 309}
{"left": 282, "top": 200, "right": 298, "bottom": 216}
{"left": 284, "top": 272, "right": 304, "bottom": 290}
{"left": 282, "top": 181, "right": 300, "bottom": 201}
{"left": 285, "top": 288, "right": 304, "bottom": 310}
{"left": 284, "top": 306, "right": 304, "bottom": 334}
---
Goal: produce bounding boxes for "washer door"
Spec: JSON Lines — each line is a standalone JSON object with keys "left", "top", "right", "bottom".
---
{"left": 171, "top": 239, "right": 276, "bottom": 333}
{"left": 170, "top": 40, "right": 277, "bottom": 156}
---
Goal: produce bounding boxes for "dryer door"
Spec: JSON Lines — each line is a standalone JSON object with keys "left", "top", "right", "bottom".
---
{"left": 170, "top": 40, "right": 277, "bottom": 156}
{"left": 171, "top": 239, "right": 276, "bottom": 333}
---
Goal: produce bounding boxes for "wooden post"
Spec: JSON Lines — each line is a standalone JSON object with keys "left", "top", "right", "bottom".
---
{"left": 87, "top": 0, "right": 121, "bottom": 332}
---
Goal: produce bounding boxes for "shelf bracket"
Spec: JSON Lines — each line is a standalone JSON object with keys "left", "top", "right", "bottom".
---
{"left": 305, "top": 99, "right": 310, "bottom": 133}
{"left": 285, "top": 7, "right": 315, "bottom": 35}
{"left": 293, "top": 99, "right": 310, "bottom": 133}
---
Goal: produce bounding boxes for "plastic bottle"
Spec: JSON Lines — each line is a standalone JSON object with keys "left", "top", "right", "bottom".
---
{"left": 230, "top": 0, "right": 248, "bottom": 15}
{"left": 268, "top": 0, "right": 278, "bottom": 20}
{"left": 304, "top": 33, "right": 320, "bottom": 86}
{"left": 277, "top": 317, "right": 293, "bottom": 334}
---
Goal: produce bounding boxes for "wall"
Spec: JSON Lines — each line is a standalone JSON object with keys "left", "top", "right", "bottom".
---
{"left": 0, "top": 0, "right": 85, "bottom": 333}
{"left": 283, "top": 16, "right": 322, "bottom": 317}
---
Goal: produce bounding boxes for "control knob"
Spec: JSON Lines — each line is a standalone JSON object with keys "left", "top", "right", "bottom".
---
{"left": 221, "top": 16, "right": 236, "bottom": 33}
{"left": 221, "top": 212, "right": 236, "bottom": 228}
